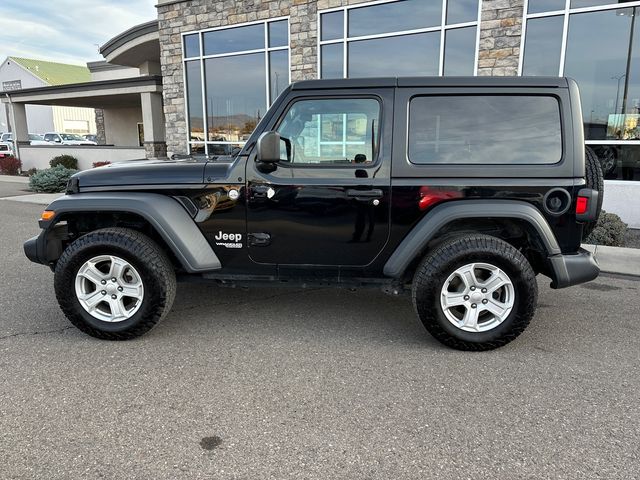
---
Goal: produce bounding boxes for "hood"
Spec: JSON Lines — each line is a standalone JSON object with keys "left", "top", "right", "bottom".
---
{"left": 74, "top": 157, "right": 211, "bottom": 190}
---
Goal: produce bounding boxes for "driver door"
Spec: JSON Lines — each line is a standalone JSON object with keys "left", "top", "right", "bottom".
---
{"left": 246, "top": 90, "right": 393, "bottom": 268}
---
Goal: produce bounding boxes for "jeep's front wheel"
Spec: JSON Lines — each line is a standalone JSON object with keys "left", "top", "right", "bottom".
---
{"left": 54, "top": 228, "right": 176, "bottom": 340}
{"left": 412, "top": 235, "right": 537, "bottom": 351}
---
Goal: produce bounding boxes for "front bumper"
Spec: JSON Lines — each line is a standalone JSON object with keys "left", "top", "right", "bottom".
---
{"left": 549, "top": 248, "right": 600, "bottom": 289}
{"left": 24, "top": 232, "right": 47, "bottom": 266}
{"left": 24, "top": 224, "right": 67, "bottom": 268}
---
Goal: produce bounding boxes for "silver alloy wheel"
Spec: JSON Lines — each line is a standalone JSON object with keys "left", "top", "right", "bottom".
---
{"left": 440, "top": 262, "right": 515, "bottom": 333}
{"left": 74, "top": 255, "right": 144, "bottom": 323}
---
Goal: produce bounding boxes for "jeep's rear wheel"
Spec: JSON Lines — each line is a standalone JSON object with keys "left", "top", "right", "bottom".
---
{"left": 54, "top": 228, "right": 176, "bottom": 340}
{"left": 412, "top": 235, "right": 537, "bottom": 351}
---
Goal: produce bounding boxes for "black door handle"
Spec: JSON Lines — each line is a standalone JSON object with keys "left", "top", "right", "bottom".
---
{"left": 346, "top": 189, "right": 383, "bottom": 198}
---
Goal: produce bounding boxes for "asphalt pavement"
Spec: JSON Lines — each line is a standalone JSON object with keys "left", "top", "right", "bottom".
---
{"left": 0, "top": 197, "right": 639, "bottom": 479}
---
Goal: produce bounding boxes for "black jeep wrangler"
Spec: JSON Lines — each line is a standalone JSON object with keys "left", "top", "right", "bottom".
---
{"left": 24, "top": 77, "right": 602, "bottom": 350}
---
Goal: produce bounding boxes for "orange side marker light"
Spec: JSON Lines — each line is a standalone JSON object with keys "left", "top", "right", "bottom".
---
{"left": 41, "top": 210, "right": 55, "bottom": 221}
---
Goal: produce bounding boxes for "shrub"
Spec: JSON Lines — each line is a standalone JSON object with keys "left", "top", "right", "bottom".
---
{"left": 93, "top": 161, "right": 111, "bottom": 168}
{"left": 50, "top": 154, "right": 78, "bottom": 170}
{"left": 23, "top": 168, "right": 37, "bottom": 177}
{"left": 585, "top": 211, "right": 628, "bottom": 247}
{"left": 0, "top": 156, "right": 21, "bottom": 175}
{"left": 29, "top": 165, "right": 78, "bottom": 193}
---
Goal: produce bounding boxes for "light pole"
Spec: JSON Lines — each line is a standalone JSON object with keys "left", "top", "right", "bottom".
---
{"left": 612, "top": 73, "right": 625, "bottom": 116}
{"left": 611, "top": 73, "right": 626, "bottom": 138}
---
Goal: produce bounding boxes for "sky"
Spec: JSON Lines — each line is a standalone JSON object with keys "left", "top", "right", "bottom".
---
{"left": 0, "top": 0, "right": 157, "bottom": 65}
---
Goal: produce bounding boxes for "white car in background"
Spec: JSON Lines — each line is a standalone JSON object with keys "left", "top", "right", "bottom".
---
{"left": 0, "top": 142, "right": 13, "bottom": 158}
{"left": 0, "top": 133, "right": 51, "bottom": 146}
{"left": 27, "top": 134, "right": 50, "bottom": 146}
{"left": 43, "top": 133, "right": 97, "bottom": 146}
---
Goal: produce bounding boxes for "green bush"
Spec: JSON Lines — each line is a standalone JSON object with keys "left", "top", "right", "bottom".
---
{"left": 49, "top": 154, "right": 78, "bottom": 170}
{"left": 585, "top": 211, "right": 628, "bottom": 247}
{"left": 29, "top": 165, "right": 78, "bottom": 193}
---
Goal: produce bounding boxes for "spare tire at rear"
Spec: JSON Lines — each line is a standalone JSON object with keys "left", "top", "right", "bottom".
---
{"left": 583, "top": 146, "right": 604, "bottom": 239}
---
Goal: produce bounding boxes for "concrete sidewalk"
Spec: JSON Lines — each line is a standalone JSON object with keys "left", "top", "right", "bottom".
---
{"left": 0, "top": 175, "right": 29, "bottom": 184}
{"left": 583, "top": 244, "right": 640, "bottom": 277}
{"left": 0, "top": 193, "right": 62, "bottom": 205}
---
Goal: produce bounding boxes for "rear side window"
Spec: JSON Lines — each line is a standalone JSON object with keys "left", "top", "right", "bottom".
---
{"left": 408, "top": 95, "right": 562, "bottom": 165}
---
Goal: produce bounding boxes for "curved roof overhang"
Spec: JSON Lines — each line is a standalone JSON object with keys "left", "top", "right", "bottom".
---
{"left": 100, "top": 20, "right": 160, "bottom": 68}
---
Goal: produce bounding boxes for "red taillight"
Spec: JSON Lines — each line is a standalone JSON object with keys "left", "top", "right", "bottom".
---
{"left": 576, "top": 196, "right": 589, "bottom": 215}
{"left": 418, "top": 187, "right": 462, "bottom": 211}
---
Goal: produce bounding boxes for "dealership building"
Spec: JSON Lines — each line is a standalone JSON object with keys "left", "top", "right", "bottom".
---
{"left": 3, "top": 0, "right": 640, "bottom": 225}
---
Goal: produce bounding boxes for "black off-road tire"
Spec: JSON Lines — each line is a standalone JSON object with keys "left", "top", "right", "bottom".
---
{"left": 412, "top": 235, "right": 537, "bottom": 351}
{"left": 54, "top": 228, "right": 177, "bottom": 340}
{"left": 583, "top": 146, "right": 604, "bottom": 239}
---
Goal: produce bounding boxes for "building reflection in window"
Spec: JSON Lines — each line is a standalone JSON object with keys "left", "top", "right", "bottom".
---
{"left": 319, "top": 0, "right": 481, "bottom": 78}
{"left": 183, "top": 20, "right": 290, "bottom": 156}
{"left": 522, "top": 3, "right": 640, "bottom": 181}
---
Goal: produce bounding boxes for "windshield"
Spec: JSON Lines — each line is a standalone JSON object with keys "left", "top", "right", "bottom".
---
{"left": 61, "top": 134, "right": 86, "bottom": 141}
{"left": 29, "top": 134, "right": 44, "bottom": 141}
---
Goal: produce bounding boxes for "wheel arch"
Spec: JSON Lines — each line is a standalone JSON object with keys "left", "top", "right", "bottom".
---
{"left": 384, "top": 200, "right": 561, "bottom": 279}
{"left": 41, "top": 193, "right": 221, "bottom": 273}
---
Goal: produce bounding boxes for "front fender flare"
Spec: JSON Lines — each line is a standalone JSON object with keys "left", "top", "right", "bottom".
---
{"left": 383, "top": 200, "right": 561, "bottom": 278}
{"left": 43, "top": 193, "right": 221, "bottom": 273}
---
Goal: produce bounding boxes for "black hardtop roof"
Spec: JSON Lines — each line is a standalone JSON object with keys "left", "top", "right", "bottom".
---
{"left": 291, "top": 76, "right": 570, "bottom": 90}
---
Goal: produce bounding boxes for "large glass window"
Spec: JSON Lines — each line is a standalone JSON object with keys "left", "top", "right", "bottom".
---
{"left": 521, "top": 16, "right": 563, "bottom": 76}
{"left": 349, "top": 33, "right": 441, "bottom": 77}
{"left": 527, "top": 0, "right": 566, "bottom": 14}
{"left": 408, "top": 96, "right": 562, "bottom": 165}
{"left": 185, "top": 60, "right": 204, "bottom": 142}
{"left": 521, "top": 2, "right": 640, "bottom": 180}
{"left": 183, "top": 20, "right": 290, "bottom": 156}
{"left": 444, "top": 26, "right": 477, "bottom": 75}
{"left": 276, "top": 98, "right": 380, "bottom": 165}
{"left": 203, "top": 24, "right": 264, "bottom": 56}
{"left": 319, "top": 0, "right": 481, "bottom": 78}
{"left": 204, "top": 54, "right": 266, "bottom": 153}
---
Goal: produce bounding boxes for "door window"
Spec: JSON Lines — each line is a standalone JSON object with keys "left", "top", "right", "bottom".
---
{"left": 275, "top": 98, "right": 380, "bottom": 165}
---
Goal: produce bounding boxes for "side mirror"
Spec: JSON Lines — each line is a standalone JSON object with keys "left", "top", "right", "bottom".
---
{"left": 54, "top": 138, "right": 62, "bottom": 143}
{"left": 256, "top": 131, "right": 291, "bottom": 163}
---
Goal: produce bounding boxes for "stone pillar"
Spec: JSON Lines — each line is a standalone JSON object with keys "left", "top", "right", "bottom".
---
{"left": 141, "top": 91, "right": 167, "bottom": 159}
{"left": 477, "top": 0, "right": 525, "bottom": 76}
{"left": 94, "top": 108, "right": 106, "bottom": 145}
{"left": 289, "top": 1, "right": 318, "bottom": 82}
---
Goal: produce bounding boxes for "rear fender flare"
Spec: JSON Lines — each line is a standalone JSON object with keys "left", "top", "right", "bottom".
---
{"left": 383, "top": 200, "right": 561, "bottom": 278}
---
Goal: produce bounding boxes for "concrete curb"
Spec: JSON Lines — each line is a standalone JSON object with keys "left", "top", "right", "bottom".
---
{"left": 583, "top": 244, "right": 640, "bottom": 278}
{"left": 0, "top": 175, "right": 29, "bottom": 184}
